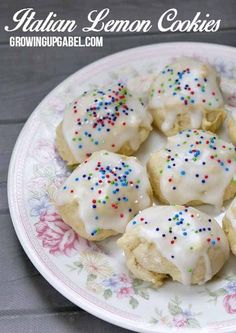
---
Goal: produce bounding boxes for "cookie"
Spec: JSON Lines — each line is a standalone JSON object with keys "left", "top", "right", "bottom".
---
{"left": 53, "top": 150, "right": 153, "bottom": 241}
{"left": 148, "top": 57, "right": 225, "bottom": 136}
{"left": 147, "top": 129, "right": 236, "bottom": 207}
{"left": 118, "top": 205, "right": 229, "bottom": 286}
{"left": 56, "top": 82, "right": 153, "bottom": 165}
{"left": 223, "top": 198, "right": 236, "bottom": 255}
{"left": 220, "top": 77, "right": 236, "bottom": 107}
{"left": 226, "top": 106, "right": 236, "bottom": 145}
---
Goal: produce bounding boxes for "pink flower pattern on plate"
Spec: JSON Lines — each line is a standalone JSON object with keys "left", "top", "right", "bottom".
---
{"left": 117, "top": 286, "right": 134, "bottom": 299}
{"left": 173, "top": 314, "right": 188, "bottom": 328}
{"left": 32, "top": 140, "right": 56, "bottom": 163}
{"left": 223, "top": 294, "right": 236, "bottom": 314}
{"left": 35, "top": 212, "right": 88, "bottom": 256}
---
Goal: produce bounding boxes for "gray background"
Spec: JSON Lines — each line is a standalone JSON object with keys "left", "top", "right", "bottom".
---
{"left": 1, "top": 1, "right": 236, "bottom": 332}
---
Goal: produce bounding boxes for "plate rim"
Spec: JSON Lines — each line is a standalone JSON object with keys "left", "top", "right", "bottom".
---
{"left": 7, "top": 41, "right": 236, "bottom": 333}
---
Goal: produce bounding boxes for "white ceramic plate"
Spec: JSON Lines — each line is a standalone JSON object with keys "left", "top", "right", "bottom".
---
{"left": 8, "top": 42, "right": 236, "bottom": 333}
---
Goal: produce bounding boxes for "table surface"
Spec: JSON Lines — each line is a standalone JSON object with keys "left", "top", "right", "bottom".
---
{"left": 1, "top": 1, "right": 236, "bottom": 332}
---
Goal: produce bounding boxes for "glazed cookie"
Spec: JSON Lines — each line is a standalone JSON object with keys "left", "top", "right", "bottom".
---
{"left": 226, "top": 106, "right": 236, "bottom": 145}
{"left": 53, "top": 150, "right": 153, "bottom": 241}
{"left": 148, "top": 57, "right": 226, "bottom": 136}
{"left": 118, "top": 205, "right": 229, "bottom": 286}
{"left": 56, "top": 82, "right": 153, "bottom": 165}
{"left": 223, "top": 198, "right": 236, "bottom": 255}
{"left": 147, "top": 129, "right": 236, "bottom": 207}
{"left": 220, "top": 77, "right": 236, "bottom": 107}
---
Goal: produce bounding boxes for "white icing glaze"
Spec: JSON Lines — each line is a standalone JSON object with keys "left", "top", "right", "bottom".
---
{"left": 149, "top": 57, "right": 224, "bottom": 134}
{"left": 55, "top": 150, "right": 152, "bottom": 236}
{"left": 127, "top": 205, "right": 229, "bottom": 285}
{"left": 225, "top": 105, "right": 236, "bottom": 122}
{"left": 158, "top": 129, "right": 236, "bottom": 207}
{"left": 62, "top": 82, "right": 152, "bottom": 163}
{"left": 220, "top": 77, "right": 236, "bottom": 107}
{"left": 127, "top": 74, "right": 154, "bottom": 104}
{"left": 225, "top": 197, "right": 236, "bottom": 229}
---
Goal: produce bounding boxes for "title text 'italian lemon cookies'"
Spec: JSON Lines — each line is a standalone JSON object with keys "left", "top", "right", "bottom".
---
{"left": 118, "top": 206, "right": 229, "bottom": 287}
{"left": 147, "top": 129, "right": 236, "bottom": 207}
{"left": 53, "top": 150, "right": 153, "bottom": 241}
{"left": 56, "top": 82, "right": 153, "bottom": 165}
{"left": 148, "top": 57, "right": 225, "bottom": 136}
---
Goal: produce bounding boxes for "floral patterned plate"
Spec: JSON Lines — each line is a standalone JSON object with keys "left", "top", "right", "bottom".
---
{"left": 8, "top": 42, "right": 236, "bottom": 333}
